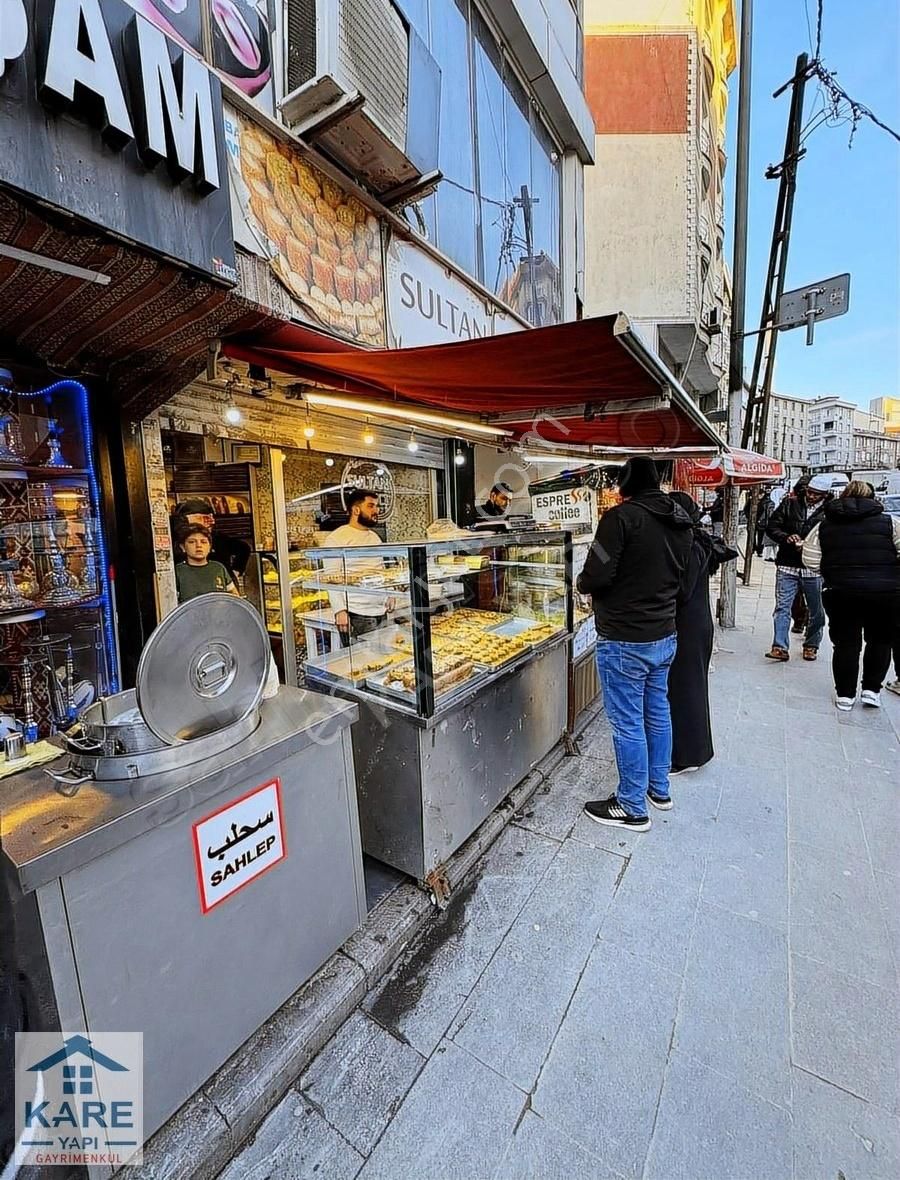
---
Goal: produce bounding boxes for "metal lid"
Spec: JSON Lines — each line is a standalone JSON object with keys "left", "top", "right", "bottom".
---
{"left": 136, "top": 595, "right": 270, "bottom": 744}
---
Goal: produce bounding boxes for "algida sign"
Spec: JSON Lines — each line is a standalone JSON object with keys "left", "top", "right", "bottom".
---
{"left": 0, "top": 0, "right": 236, "bottom": 282}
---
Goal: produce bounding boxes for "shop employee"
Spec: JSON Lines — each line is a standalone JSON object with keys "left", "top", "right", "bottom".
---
{"left": 321, "top": 488, "right": 394, "bottom": 644}
{"left": 479, "top": 482, "right": 513, "bottom": 519}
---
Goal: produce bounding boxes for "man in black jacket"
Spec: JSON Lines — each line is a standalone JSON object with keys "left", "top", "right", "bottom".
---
{"left": 765, "top": 474, "right": 831, "bottom": 661}
{"left": 576, "top": 457, "right": 693, "bottom": 830}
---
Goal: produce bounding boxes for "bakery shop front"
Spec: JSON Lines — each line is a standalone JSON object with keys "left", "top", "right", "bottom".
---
{"left": 219, "top": 313, "right": 722, "bottom": 893}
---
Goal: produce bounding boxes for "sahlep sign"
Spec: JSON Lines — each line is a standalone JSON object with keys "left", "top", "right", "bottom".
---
{"left": 384, "top": 233, "right": 522, "bottom": 348}
{"left": 192, "top": 779, "right": 286, "bottom": 913}
{"left": 0, "top": 0, "right": 235, "bottom": 280}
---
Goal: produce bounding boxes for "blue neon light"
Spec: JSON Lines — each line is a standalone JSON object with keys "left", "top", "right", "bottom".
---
{"left": 2, "top": 379, "right": 120, "bottom": 693}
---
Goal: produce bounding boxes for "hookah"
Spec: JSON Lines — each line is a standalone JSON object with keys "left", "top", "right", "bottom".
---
{"left": 40, "top": 527, "right": 82, "bottom": 606}
{"left": 0, "top": 557, "right": 34, "bottom": 611}
{"left": 0, "top": 412, "right": 25, "bottom": 466}
{"left": 21, "top": 657, "right": 39, "bottom": 744}
{"left": 45, "top": 419, "right": 72, "bottom": 469}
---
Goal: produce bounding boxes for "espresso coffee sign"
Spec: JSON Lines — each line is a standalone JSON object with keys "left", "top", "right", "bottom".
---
{"left": 0, "top": 0, "right": 235, "bottom": 280}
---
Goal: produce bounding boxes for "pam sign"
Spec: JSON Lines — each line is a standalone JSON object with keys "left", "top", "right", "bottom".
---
{"left": 0, "top": 0, "right": 235, "bottom": 281}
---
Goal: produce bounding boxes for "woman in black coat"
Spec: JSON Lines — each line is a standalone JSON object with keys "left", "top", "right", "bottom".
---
{"left": 667, "top": 492, "right": 735, "bottom": 773}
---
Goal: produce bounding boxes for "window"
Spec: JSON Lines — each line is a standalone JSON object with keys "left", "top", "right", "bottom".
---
{"left": 405, "top": 0, "right": 562, "bottom": 324}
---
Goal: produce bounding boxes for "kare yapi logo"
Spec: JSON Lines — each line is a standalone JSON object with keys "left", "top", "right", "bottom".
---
{"left": 0, "top": 0, "right": 28, "bottom": 78}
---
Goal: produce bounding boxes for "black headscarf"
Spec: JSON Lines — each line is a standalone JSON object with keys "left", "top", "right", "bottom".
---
{"left": 669, "top": 491, "right": 703, "bottom": 526}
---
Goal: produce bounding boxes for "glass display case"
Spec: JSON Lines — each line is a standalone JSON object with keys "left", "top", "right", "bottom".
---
{"left": 300, "top": 531, "right": 572, "bottom": 720}
{"left": 0, "top": 373, "right": 118, "bottom": 737}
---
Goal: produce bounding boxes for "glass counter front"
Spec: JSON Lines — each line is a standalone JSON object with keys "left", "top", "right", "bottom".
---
{"left": 298, "top": 531, "right": 573, "bottom": 719}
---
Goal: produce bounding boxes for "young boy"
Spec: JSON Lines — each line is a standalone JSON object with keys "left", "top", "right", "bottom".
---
{"left": 175, "top": 525, "right": 239, "bottom": 602}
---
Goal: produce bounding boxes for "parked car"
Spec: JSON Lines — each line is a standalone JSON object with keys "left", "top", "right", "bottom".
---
{"left": 882, "top": 494, "right": 900, "bottom": 521}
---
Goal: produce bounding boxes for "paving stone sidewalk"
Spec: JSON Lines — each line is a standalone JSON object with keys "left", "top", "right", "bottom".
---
{"left": 223, "top": 567, "right": 900, "bottom": 1180}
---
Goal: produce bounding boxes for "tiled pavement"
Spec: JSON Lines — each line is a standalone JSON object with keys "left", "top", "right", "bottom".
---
{"left": 223, "top": 567, "right": 900, "bottom": 1179}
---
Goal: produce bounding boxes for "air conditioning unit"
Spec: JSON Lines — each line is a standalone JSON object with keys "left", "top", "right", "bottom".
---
{"left": 281, "top": 0, "right": 440, "bottom": 200}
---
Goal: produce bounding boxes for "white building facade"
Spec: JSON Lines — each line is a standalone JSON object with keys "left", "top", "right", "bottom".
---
{"left": 763, "top": 393, "right": 809, "bottom": 469}
{"left": 806, "top": 396, "right": 857, "bottom": 472}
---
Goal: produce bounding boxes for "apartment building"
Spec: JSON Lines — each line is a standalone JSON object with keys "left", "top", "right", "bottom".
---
{"left": 581, "top": 0, "right": 737, "bottom": 413}
{"left": 763, "top": 393, "right": 809, "bottom": 468}
{"left": 806, "top": 396, "right": 857, "bottom": 471}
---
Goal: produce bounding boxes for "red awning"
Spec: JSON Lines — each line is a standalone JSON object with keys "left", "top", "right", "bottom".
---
{"left": 223, "top": 312, "right": 722, "bottom": 450}
{"left": 676, "top": 448, "right": 785, "bottom": 488}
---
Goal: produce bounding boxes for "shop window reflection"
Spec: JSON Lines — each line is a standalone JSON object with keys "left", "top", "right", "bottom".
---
{"left": 403, "top": 0, "right": 563, "bottom": 324}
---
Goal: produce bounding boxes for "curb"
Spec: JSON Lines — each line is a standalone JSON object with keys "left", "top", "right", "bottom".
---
{"left": 133, "top": 704, "right": 604, "bottom": 1179}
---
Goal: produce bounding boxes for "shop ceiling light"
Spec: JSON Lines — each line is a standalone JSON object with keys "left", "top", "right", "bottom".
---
{"left": 325, "top": 457, "right": 335, "bottom": 467}
{"left": 407, "top": 431, "right": 419, "bottom": 453}
{"left": 454, "top": 451, "right": 467, "bottom": 466}
{"left": 224, "top": 407, "right": 242, "bottom": 425}
{"left": 362, "top": 420, "right": 376, "bottom": 446}
{"left": 303, "top": 407, "right": 315, "bottom": 439}
{"left": 305, "top": 393, "right": 512, "bottom": 438}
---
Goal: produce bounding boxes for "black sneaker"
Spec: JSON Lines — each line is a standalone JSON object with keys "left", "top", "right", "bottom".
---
{"left": 583, "top": 797, "right": 651, "bottom": 831}
{"left": 647, "top": 791, "right": 673, "bottom": 811}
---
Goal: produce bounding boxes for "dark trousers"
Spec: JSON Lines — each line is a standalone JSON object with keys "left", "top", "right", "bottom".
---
{"left": 823, "top": 590, "right": 899, "bottom": 697}
{"left": 339, "top": 612, "right": 386, "bottom": 648}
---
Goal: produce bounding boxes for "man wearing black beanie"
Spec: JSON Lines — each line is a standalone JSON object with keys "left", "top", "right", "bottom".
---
{"left": 576, "top": 457, "right": 693, "bottom": 829}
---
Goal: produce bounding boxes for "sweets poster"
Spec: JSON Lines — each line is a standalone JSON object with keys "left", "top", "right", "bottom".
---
{"left": 225, "top": 109, "right": 387, "bottom": 346}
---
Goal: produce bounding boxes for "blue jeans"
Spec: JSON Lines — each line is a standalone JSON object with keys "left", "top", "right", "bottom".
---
{"left": 773, "top": 569, "right": 825, "bottom": 650}
{"left": 595, "top": 634, "right": 677, "bottom": 817}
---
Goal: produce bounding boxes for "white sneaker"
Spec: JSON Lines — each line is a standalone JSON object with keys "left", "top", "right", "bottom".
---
{"left": 886, "top": 679, "right": 900, "bottom": 697}
{"left": 835, "top": 696, "right": 856, "bottom": 712}
{"left": 860, "top": 689, "right": 882, "bottom": 709}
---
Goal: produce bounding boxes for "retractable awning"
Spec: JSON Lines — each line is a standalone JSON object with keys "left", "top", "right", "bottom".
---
{"left": 676, "top": 448, "right": 785, "bottom": 488}
{"left": 224, "top": 312, "right": 722, "bottom": 450}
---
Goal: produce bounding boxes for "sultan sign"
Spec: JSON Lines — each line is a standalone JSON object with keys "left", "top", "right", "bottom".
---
{"left": 384, "top": 232, "right": 522, "bottom": 348}
{"left": 0, "top": 0, "right": 235, "bottom": 281}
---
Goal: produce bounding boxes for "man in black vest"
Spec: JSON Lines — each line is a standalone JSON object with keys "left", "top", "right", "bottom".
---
{"left": 803, "top": 481, "right": 900, "bottom": 710}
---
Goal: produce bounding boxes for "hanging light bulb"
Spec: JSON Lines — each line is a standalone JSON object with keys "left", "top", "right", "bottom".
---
{"left": 407, "top": 430, "right": 419, "bottom": 453}
{"left": 363, "top": 420, "right": 375, "bottom": 446}
{"left": 303, "top": 407, "right": 315, "bottom": 439}
{"left": 454, "top": 448, "right": 466, "bottom": 466}
{"left": 325, "top": 457, "right": 335, "bottom": 468}
{"left": 225, "top": 406, "right": 242, "bottom": 425}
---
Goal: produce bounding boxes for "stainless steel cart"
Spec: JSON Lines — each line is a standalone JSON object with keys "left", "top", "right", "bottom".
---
{"left": 0, "top": 595, "right": 365, "bottom": 1159}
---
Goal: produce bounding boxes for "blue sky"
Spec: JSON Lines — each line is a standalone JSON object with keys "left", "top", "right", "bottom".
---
{"left": 726, "top": 0, "right": 899, "bottom": 408}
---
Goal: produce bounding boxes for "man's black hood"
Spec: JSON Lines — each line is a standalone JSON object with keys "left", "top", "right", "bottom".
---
{"left": 823, "top": 497, "right": 884, "bottom": 523}
{"left": 628, "top": 489, "right": 695, "bottom": 530}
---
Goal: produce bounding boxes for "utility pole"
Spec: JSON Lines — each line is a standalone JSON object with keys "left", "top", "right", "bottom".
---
{"left": 515, "top": 184, "right": 541, "bottom": 326}
{"left": 741, "top": 52, "right": 811, "bottom": 586}
{"left": 719, "top": 0, "right": 753, "bottom": 629}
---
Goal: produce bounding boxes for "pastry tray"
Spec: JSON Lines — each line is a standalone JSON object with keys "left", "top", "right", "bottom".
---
{"left": 365, "top": 662, "right": 479, "bottom": 704}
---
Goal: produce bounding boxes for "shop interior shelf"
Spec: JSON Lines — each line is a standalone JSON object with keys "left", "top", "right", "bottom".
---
{"left": 18, "top": 466, "right": 91, "bottom": 479}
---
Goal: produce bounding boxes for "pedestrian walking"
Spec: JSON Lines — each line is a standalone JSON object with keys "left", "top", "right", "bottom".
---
{"left": 803, "top": 480, "right": 900, "bottom": 710}
{"left": 888, "top": 635, "right": 900, "bottom": 696}
{"left": 667, "top": 492, "right": 738, "bottom": 775}
{"left": 755, "top": 490, "right": 774, "bottom": 556}
{"left": 765, "top": 474, "right": 832, "bottom": 662}
{"left": 576, "top": 457, "right": 693, "bottom": 830}
{"left": 708, "top": 488, "right": 725, "bottom": 538}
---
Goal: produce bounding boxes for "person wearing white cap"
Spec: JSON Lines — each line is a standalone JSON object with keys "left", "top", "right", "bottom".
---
{"left": 765, "top": 474, "right": 834, "bottom": 661}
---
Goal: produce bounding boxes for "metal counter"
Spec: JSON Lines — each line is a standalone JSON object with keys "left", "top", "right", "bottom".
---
{"left": 340, "top": 638, "right": 568, "bottom": 881}
{"left": 0, "top": 687, "right": 365, "bottom": 1159}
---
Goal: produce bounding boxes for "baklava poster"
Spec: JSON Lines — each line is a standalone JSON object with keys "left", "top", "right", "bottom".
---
{"left": 126, "top": 0, "right": 275, "bottom": 111}
{"left": 227, "top": 109, "right": 388, "bottom": 347}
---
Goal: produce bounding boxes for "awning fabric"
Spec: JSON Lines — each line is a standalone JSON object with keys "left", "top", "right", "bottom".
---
{"left": 224, "top": 312, "right": 722, "bottom": 450}
{"left": 676, "top": 448, "right": 785, "bottom": 488}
